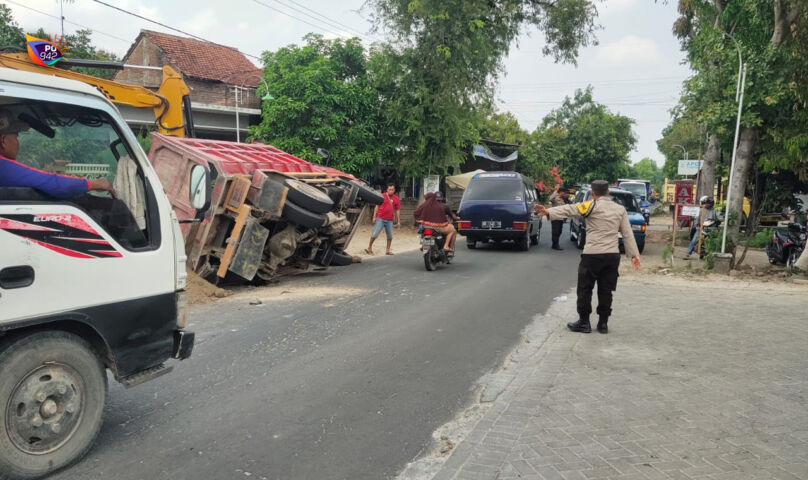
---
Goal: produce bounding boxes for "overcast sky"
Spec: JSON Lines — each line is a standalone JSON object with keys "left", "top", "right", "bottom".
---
{"left": 7, "top": 0, "right": 691, "bottom": 166}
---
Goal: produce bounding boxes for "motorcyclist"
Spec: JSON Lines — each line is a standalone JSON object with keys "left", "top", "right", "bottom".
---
{"left": 685, "top": 196, "right": 720, "bottom": 258}
{"left": 414, "top": 192, "right": 457, "bottom": 253}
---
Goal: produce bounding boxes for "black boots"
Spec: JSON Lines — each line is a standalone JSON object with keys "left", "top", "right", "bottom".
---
{"left": 597, "top": 316, "right": 608, "bottom": 334}
{"left": 567, "top": 318, "right": 591, "bottom": 333}
{"left": 567, "top": 316, "right": 607, "bottom": 334}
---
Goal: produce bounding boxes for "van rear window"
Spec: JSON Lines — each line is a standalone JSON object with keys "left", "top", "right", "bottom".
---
{"left": 464, "top": 179, "right": 524, "bottom": 201}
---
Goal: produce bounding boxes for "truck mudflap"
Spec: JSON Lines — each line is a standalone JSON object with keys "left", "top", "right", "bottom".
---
{"left": 172, "top": 329, "right": 194, "bottom": 360}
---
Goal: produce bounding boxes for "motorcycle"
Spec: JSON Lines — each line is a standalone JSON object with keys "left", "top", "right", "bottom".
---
{"left": 640, "top": 198, "right": 652, "bottom": 225}
{"left": 419, "top": 225, "right": 453, "bottom": 271}
{"left": 766, "top": 222, "right": 807, "bottom": 269}
{"left": 690, "top": 219, "right": 721, "bottom": 259}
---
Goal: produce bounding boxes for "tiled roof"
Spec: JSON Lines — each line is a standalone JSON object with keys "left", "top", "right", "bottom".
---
{"left": 129, "top": 30, "right": 263, "bottom": 87}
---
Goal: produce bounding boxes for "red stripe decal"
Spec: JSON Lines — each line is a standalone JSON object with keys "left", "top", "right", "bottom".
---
{"left": 27, "top": 238, "right": 95, "bottom": 259}
{"left": 90, "top": 250, "right": 123, "bottom": 257}
{"left": 34, "top": 214, "right": 99, "bottom": 235}
{"left": 0, "top": 218, "right": 60, "bottom": 232}
{"left": 56, "top": 236, "right": 111, "bottom": 245}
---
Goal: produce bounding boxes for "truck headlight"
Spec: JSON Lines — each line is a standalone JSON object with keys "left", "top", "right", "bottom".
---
{"left": 632, "top": 224, "right": 646, "bottom": 233}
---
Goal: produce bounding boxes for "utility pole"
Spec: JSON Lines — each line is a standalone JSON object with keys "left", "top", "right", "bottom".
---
{"left": 721, "top": 32, "right": 747, "bottom": 255}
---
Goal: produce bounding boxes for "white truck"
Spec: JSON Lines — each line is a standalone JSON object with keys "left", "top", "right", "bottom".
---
{"left": 0, "top": 68, "right": 201, "bottom": 478}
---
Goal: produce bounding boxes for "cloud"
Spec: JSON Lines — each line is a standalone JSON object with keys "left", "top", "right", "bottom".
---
{"left": 601, "top": 0, "right": 637, "bottom": 13}
{"left": 179, "top": 9, "right": 220, "bottom": 36}
{"left": 595, "top": 35, "right": 662, "bottom": 66}
{"left": 237, "top": 22, "right": 250, "bottom": 32}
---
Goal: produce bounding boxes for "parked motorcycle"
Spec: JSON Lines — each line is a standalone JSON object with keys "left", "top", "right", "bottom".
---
{"left": 419, "top": 225, "right": 453, "bottom": 271}
{"left": 766, "top": 222, "right": 807, "bottom": 269}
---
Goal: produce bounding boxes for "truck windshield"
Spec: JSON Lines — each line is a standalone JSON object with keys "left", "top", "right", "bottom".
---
{"left": 620, "top": 183, "right": 646, "bottom": 198}
{"left": 463, "top": 179, "right": 524, "bottom": 201}
{"left": 4, "top": 100, "right": 151, "bottom": 249}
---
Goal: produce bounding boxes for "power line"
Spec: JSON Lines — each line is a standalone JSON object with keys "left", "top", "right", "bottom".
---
{"left": 252, "top": 0, "right": 352, "bottom": 40}
{"left": 268, "top": 0, "right": 370, "bottom": 40}
{"left": 5, "top": 0, "right": 131, "bottom": 44}
{"left": 281, "top": 0, "right": 377, "bottom": 40}
{"left": 90, "top": 0, "right": 263, "bottom": 61}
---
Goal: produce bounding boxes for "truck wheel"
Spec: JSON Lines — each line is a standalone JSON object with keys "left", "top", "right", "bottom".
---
{"left": 330, "top": 250, "right": 353, "bottom": 266}
{"left": 517, "top": 232, "right": 530, "bottom": 251}
{"left": 284, "top": 178, "right": 334, "bottom": 214}
{"left": 0, "top": 331, "right": 107, "bottom": 480}
{"left": 347, "top": 180, "right": 384, "bottom": 206}
{"left": 637, "top": 241, "right": 645, "bottom": 254}
{"left": 282, "top": 200, "right": 327, "bottom": 228}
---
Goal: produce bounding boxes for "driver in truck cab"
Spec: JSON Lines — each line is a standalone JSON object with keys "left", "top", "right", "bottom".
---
{"left": 0, "top": 109, "right": 115, "bottom": 198}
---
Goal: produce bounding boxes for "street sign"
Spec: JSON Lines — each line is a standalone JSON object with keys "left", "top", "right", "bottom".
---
{"left": 681, "top": 206, "right": 700, "bottom": 217}
{"left": 677, "top": 160, "right": 702, "bottom": 175}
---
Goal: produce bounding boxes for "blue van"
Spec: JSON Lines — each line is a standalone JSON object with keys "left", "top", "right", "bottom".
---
{"left": 457, "top": 172, "right": 542, "bottom": 251}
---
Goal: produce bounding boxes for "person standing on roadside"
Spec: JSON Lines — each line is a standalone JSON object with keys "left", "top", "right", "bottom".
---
{"left": 548, "top": 185, "right": 570, "bottom": 250}
{"left": 365, "top": 183, "right": 401, "bottom": 255}
{"left": 535, "top": 180, "right": 641, "bottom": 334}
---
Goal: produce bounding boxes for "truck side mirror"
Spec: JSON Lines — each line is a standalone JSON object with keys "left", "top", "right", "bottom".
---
{"left": 189, "top": 164, "right": 210, "bottom": 212}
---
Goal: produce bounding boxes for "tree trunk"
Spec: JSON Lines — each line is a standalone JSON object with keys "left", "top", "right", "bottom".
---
{"left": 772, "top": 0, "right": 789, "bottom": 45}
{"left": 795, "top": 248, "right": 808, "bottom": 271}
{"left": 727, "top": 127, "right": 760, "bottom": 245}
{"left": 699, "top": 134, "right": 719, "bottom": 201}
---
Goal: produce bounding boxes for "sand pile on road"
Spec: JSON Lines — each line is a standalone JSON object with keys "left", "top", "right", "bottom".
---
{"left": 187, "top": 270, "right": 232, "bottom": 305}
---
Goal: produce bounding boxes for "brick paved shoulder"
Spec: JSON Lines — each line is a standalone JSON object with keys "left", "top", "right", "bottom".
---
{"left": 401, "top": 276, "right": 808, "bottom": 480}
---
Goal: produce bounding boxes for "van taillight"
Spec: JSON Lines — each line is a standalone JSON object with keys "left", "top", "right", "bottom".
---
{"left": 457, "top": 221, "right": 471, "bottom": 229}
{"left": 513, "top": 221, "right": 528, "bottom": 231}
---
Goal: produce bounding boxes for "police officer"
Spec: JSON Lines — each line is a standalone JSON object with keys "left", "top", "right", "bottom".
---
{"left": 535, "top": 180, "right": 641, "bottom": 333}
{"left": 548, "top": 185, "right": 570, "bottom": 250}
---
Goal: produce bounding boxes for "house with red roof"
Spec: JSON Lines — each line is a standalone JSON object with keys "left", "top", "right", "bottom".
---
{"left": 113, "top": 30, "right": 265, "bottom": 141}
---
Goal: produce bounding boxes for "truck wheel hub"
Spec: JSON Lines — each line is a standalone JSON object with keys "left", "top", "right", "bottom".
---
{"left": 6, "top": 364, "right": 84, "bottom": 455}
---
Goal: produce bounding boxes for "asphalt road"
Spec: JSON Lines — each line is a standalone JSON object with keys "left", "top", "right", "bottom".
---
{"left": 52, "top": 225, "right": 579, "bottom": 480}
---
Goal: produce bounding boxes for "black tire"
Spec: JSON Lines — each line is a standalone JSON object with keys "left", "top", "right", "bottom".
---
{"left": 570, "top": 226, "right": 576, "bottom": 242}
{"left": 530, "top": 227, "right": 539, "bottom": 246}
{"left": 637, "top": 241, "right": 645, "bottom": 254}
{"left": 0, "top": 331, "right": 107, "bottom": 480}
{"left": 576, "top": 230, "right": 585, "bottom": 250}
{"left": 466, "top": 239, "right": 477, "bottom": 249}
{"left": 518, "top": 231, "right": 530, "bottom": 251}
{"left": 424, "top": 250, "right": 436, "bottom": 271}
{"left": 284, "top": 178, "right": 334, "bottom": 214}
{"left": 348, "top": 180, "right": 384, "bottom": 206}
{"left": 330, "top": 250, "right": 353, "bottom": 266}
{"left": 282, "top": 199, "right": 327, "bottom": 228}
{"left": 787, "top": 249, "right": 800, "bottom": 270}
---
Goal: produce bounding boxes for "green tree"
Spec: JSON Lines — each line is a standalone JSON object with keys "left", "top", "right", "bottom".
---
{"left": 537, "top": 87, "right": 636, "bottom": 186}
{"left": 0, "top": 4, "right": 24, "bottom": 49}
{"left": 673, "top": 0, "right": 806, "bottom": 247}
{"left": 249, "top": 35, "right": 390, "bottom": 177}
{"left": 368, "top": 0, "right": 600, "bottom": 176}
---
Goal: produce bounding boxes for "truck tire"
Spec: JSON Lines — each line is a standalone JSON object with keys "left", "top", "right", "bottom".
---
{"left": 0, "top": 331, "right": 107, "bottom": 480}
{"left": 347, "top": 180, "right": 384, "bottom": 206}
{"left": 282, "top": 200, "right": 327, "bottom": 228}
{"left": 284, "top": 178, "right": 334, "bottom": 214}
{"left": 330, "top": 250, "right": 353, "bottom": 266}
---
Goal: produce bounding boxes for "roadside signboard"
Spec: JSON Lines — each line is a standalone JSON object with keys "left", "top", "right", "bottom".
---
{"left": 681, "top": 206, "right": 700, "bottom": 217}
{"left": 677, "top": 160, "right": 702, "bottom": 175}
{"left": 674, "top": 180, "right": 695, "bottom": 225}
{"left": 423, "top": 175, "right": 440, "bottom": 195}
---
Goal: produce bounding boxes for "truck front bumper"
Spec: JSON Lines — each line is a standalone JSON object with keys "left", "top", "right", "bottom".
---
{"left": 172, "top": 329, "right": 195, "bottom": 360}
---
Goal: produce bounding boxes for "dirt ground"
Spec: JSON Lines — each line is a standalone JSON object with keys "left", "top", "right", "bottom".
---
{"left": 344, "top": 224, "right": 423, "bottom": 257}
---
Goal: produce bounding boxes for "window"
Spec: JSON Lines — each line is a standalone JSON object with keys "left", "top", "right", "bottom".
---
{"left": 2, "top": 100, "right": 152, "bottom": 249}
{"left": 611, "top": 193, "right": 640, "bottom": 212}
{"left": 464, "top": 179, "right": 524, "bottom": 201}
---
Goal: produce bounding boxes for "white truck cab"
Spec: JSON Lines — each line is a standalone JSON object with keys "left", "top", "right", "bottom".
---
{"left": 0, "top": 69, "right": 203, "bottom": 479}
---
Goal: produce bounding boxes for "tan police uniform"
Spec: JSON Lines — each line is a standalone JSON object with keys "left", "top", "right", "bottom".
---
{"left": 546, "top": 195, "right": 639, "bottom": 329}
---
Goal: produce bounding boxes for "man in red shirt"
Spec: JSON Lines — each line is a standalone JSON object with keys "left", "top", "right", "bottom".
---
{"left": 365, "top": 183, "right": 401, "bottom": 255}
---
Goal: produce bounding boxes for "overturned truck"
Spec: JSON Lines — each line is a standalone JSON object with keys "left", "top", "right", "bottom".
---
{"left": 148, "top": 134, "right": 383, "bottom": 283}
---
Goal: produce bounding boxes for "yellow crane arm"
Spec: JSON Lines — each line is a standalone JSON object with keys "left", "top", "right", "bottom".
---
{"left": 0, "top": 53, "right": 191, "bottom": 137}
